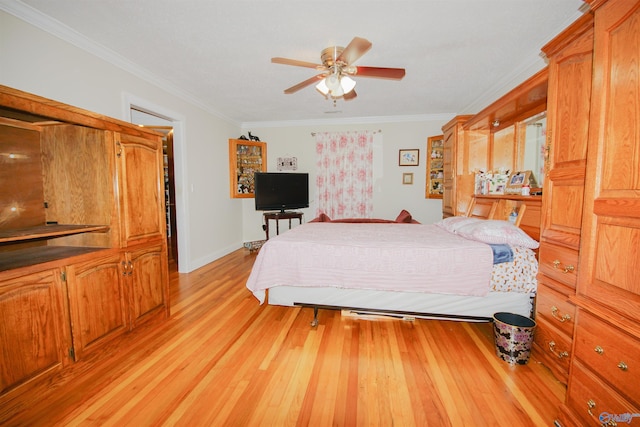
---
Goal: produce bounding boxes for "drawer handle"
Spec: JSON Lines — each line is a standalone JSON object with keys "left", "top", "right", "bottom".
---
{"left": 550, "top": 306, "right": 571, "bottom": 322}
{"left": 553, "top": 259, "right": 575, "bottom": 273}
{"left": 549, "top": 341, "right": 569, "bottom": 359}
{"left": 587, "top": 399, "right": 596, "bottom": 416}
{"left": 595, "top": 345, "right": 604, "bottom": 355}
{"left": 618, "top": 361, "right": 628, "bottom": 371}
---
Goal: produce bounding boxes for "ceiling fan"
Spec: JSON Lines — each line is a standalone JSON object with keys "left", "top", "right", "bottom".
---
{"left": 271, "top": 37, "right": 405, "bottom": 102}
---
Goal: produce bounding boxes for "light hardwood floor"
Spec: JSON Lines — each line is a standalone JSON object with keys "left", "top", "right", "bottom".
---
{"left": 3, "top": 248, "right": 565, "bottom": 426}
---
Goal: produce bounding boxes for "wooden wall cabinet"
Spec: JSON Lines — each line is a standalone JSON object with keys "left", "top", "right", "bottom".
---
{"left": 125, "top": 243, "right": 169, "bottom": 328}
{"left": 533, "top": 11, "right": 594, "bottom": 386}
{"left": 228, "top": 138, "right": 267, "bottom": 198}
{"left": 557, "top": 0, "right": 640, "bottom": 424}
{"left": 65, "top": 252, "right": 127, "bottom": 361}
{"left": 0, "top": 269, "right": 71, "bottom": 398}
{"left": 425, "top": 135, "right": 444, "bottom": 199}
{"left": 0, "top": 85, "right": 170, "bottom": 406}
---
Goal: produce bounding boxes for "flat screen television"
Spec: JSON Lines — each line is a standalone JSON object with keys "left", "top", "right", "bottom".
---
{"left": 254, "top": 172, "right": 309, "bottom": 213}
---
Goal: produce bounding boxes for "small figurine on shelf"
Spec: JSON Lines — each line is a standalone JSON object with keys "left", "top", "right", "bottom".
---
{"left": 248, "top": 131, "right": 261, "bottom": 141}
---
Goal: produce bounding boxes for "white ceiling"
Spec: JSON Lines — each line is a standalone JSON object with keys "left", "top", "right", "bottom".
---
{"left": 5, "top": 0, "right": 586, "bottom": 126}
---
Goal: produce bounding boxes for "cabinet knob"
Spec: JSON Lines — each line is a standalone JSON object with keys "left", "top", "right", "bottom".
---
{"left": 550, "top": 306, "right": 571, "bottom": 322}
{"left": 552, "top": 259, "right": 575, "bottom": 273}
{"left": 594, "top": 345, "right": 604, "bottom": 355}
{"left": 548, "top": 341, "right": 569, "bottom": 359}
{"left": 618, "top": 361, "right": 628, "bottom": 371}
{"left": 587, "top": 398, "right": 596, "bottom": 416}
{"left": 121, "top": 261, "right": 128, "bottom": 276}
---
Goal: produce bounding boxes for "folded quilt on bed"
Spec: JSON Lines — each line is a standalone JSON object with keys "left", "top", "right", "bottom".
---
{"left": 246, "top": 223, "right": 494, "bottom": 304}
{"left": 489, "top": 244, "right": 514, "bottom": 264}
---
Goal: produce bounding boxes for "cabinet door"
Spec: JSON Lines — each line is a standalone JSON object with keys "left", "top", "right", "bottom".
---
{"left": 65, "top": 252, "right": 128, "bottom": 360}
{"left": 116, "top": 133, "right": 166, "bottom": 247}
{"left": 441, "top": 116, "right": 472, "bottom": 217}
{"left": 0, "top": 269, "right": 71, "bottom": 396}
{"left": 577, "top": 0, "right": 640, "bottom": 320}
{"left": 126, "top": 244, "right": 169, "bottom": 328}
{"left": 540, "top": 14, "right": 593, "bottom": 252}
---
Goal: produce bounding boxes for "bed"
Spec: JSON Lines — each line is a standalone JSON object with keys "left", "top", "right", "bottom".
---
{"left": 246, "top": 213, "right": 539, "bottom": 324}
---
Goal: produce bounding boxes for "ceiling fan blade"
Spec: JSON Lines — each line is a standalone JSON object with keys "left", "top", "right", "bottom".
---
{"left": 354, "top": 66, "right": 406, "bottom": 79}
{"left": 343, "top": 90, "right": 357, "bottom": 101}
{"left": 336, "top": 37, "right": 372, "bottom": 65}
{"left": 283, "top": 74, "right": 325, "bottom": 94}
{"left": 271, "top": 57, "right": 323, "bottom": 69}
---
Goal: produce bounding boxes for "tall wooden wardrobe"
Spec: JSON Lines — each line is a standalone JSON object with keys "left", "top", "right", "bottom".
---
{"left": 543, "top": 0, "right": 640, "bottom": 424}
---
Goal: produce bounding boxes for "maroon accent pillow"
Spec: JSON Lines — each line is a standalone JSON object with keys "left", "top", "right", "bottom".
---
{"left": 310, "top": 213, "right": 331, "bottom": 222}
{"left": 395, "top": 209, "right": 413, "bottom": 223}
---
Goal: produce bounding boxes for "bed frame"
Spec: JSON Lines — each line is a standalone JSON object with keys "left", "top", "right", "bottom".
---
{"left": 268, "top": 285, "right": 534, "bottom": 326}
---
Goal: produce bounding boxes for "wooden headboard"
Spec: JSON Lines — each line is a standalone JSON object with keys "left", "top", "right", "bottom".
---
{"left": 466, "top": 195, "right": 541, "bottom": 242}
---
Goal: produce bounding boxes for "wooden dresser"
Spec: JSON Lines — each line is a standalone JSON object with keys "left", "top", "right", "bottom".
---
{"left": 555, "top": 0, "right": 640, "bottom": 425}
{"left": 533, "top": 12, "right": 594, "bottom": 386}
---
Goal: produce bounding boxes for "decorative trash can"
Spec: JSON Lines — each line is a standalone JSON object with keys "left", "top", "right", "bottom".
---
{"left": 492, "top": 312, "right": 536, "bottom": 365}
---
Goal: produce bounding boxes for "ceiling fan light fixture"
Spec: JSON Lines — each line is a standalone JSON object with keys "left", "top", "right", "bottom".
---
{"left": 325, "top": 74, "right": 341, "bottom": 91}
{"left": 340, "top": 75, "right": 356, "bottom": 94}
{"left": 315, "top": 79, "right": 329, "bottom": 96}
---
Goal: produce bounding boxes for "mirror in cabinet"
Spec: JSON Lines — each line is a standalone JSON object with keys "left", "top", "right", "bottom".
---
{"left": 487, "top": 112, "right": 546, "bottom": 191}
{"left": 519, "top": 112, "right": 546, "bottom": 190}
{"left": 425, "top": 135, "right": 444, "bottom": 199}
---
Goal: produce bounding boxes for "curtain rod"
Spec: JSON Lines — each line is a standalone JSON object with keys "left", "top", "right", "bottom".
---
{"left": 311, "top": 129, "right": 382, "bottom": 136}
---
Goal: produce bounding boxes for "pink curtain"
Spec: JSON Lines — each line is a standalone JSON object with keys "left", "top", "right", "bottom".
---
{"left": 315, "top": 131, "right": 374, "bottom": 218}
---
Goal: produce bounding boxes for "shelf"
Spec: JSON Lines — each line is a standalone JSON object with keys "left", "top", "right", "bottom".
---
{"left": 0, "top": 224, "right": 109, "bottom": 244}
{"left": 0, "top": 246, "right": 110, "bottom": 272}
{"left": 473, "top": 194, "right": 542, "bottom": 202}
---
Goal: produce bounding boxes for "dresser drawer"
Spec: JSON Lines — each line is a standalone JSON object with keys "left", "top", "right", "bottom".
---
{"left": 536, "top": 282, "right": 575, "bottom": 337}
{"left": 574, "top": 310, "right": 640, "bottom": 406}
{"left": 566, "top": 361, "right": 640, "bottom": 427}
{"left": 538, "top": 243, "right": 579, "bottom": 288}
{"left": 534, "top": 317, "right": 572, "bottom": 379}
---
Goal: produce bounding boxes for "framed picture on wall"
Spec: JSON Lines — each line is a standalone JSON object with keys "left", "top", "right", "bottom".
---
{"left": 403, "top": 173, "right": 414, "bottom": 185}
{"left": 399, "top": 149, "right": 419, "bottom": 166}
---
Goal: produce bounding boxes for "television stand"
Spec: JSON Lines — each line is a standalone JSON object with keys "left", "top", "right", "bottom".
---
{"left": 263, "top": 211, "right": 303, "bottom": 240}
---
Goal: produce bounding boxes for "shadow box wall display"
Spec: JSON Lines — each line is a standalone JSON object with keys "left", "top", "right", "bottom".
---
{"left": 229, "top": 138, "right": 267, "bottom": 198}
{"left": 425, "top": 135, "right": 444, "bottom": 199}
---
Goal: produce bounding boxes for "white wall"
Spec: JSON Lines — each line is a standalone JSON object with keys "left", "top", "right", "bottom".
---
{"left": 241, "top": 119, "right": 451, "bottom": 242}
{"left": 1, "top": 10, "right": 454, "bottom": 271}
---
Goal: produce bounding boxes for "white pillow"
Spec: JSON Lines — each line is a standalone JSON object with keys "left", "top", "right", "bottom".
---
{"left": 435, "top": 216, "right": 483, "bottom": 233}
{"left": 455, "top": 219, "right": 540, "bottom": 249}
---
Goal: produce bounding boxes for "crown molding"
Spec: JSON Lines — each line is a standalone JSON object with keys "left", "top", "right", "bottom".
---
{"left": 241, "top": 113, "right": 455, "bottom": 130}
{"left": 0, "top": 0, "right": 240, "bottom": 127}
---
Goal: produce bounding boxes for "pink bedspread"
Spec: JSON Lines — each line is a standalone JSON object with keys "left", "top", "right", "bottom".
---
{"left": 246, "top": 223, "right": 494, "bottom": 304}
